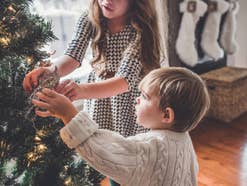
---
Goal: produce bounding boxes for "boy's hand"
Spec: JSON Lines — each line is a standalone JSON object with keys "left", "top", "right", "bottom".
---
{"left": 32, "top": 88, "right": 78, "bottom": 124}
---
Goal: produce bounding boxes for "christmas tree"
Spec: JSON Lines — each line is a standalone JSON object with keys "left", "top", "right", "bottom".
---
{"left": 0, "top": 0, "right": 104, "bottom": 185}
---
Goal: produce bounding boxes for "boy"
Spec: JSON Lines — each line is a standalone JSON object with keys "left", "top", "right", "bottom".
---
{"left": 32, "top": 67, "right": 210, "bottom": 186}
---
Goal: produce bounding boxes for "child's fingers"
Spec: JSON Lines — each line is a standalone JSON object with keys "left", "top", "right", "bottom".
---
{"left": 23, "top": 68, "right": 45, "bottom": 92}
{"left": 35, "top": 109, "right": 52, "bottom": 118}
{"left": 56, "top": 79, "right": 70, "bottom": 93}
{"left": 67, "top": 92, "right": 75, "bottom": 100}
{"left": 23, "top": 73, "right": 35, "bottom": 92}
{"left": 63, "top": 82, "right": 75, "bottom": 96}
{"left": 31, "top": 68, "right": 41, "bottom": 87}
{"left": 36, "top": 92, "right": 50, "bottom": 102}
{"left": 70, "top": 95, "right": 76, "bottom": 102}
{"left": 42, "top": 88, "right": 57, "bottom": 98}
{"left": 32, "top": 99, "right": 50, "bottom": 110}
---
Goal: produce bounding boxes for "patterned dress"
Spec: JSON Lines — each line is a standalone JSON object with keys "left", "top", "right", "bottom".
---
{"left": 65, "top": 12, "right": 146, "bottom": 137}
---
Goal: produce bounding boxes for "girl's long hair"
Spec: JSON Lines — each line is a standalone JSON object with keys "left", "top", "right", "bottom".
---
{"left": 89, "top": 0, "right": 162, "bottom": 75}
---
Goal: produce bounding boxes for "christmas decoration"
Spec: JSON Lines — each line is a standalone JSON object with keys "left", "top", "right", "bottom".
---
{"left": 200, "top": 0, "right": 229, "bottom": 60}
{"left": 0, "top": 0, "right": 104, "bottom": 185}
{"left": 25, "top": 65, "right": 60, "bottom": 122}
{"left": 220, "top": 0, "right": 239, "bottom": 54}
{"left": 176, "top": 0, "right": 208, "bottom": 67}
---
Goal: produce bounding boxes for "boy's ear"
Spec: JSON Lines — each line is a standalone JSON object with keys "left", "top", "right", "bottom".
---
{"left": 161, "top": 107, "right": 174, "bottom": 124}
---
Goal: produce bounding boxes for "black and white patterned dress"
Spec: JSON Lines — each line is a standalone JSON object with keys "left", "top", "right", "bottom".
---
{"left": 65, "top": 12, "right": 147, "bottom": 137}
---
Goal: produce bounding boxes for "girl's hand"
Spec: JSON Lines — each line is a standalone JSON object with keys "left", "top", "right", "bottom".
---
{"left": 32, "top": 88, "right": 78, "bottom": 124}
{"left": 23, "top": 66, "right": 55, "bottom": 92}
{"left": 55, "top": 80, "right": 85, "bottom": 101}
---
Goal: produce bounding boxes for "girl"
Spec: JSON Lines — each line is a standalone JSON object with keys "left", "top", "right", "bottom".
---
{"left": 23, "top": 0, "right": 162, "bottom": 184}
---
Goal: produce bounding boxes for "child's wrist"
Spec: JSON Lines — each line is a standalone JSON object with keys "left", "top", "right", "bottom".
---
{"left": 62, "top": 108, "right": 78, "bottom": 125}
{"left": 41, "top": 65, "right": 60, "bottom": 77}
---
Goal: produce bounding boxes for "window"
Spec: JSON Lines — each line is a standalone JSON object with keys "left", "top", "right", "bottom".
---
{"left": 31, "top": 0, "right": 91, "bottom": 81}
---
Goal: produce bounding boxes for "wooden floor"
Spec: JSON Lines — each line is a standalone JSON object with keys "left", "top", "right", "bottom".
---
{"left": 101, "top": 113, "right": 247, "bottom": 186}
{"left": 190, "top": 113, "right": 247, "bottom": 186}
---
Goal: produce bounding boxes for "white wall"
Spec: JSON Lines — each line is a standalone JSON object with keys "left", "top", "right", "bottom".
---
{"left": 230, "top": 0, "right": 247, "bottom": 68}
{"left": 155, "top": 0, "right": 169, "bottom": 67}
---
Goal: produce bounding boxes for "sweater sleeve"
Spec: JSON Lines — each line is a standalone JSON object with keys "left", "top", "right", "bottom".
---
{"left": 65, "top": 11, "right": 92, "bottom": 63}
{"left": 60, "top": 111, "right": 154, "bottom": 185}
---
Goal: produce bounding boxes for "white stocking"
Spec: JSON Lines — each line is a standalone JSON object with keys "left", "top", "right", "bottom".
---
{"left": 176, "top": 0, "right": 207, "bottom": 67}
{"left": 220, "top": 0, "right": 239, "bottom": 54}
{"left": 200, "top": 0, "right": 229, "bottom": 60}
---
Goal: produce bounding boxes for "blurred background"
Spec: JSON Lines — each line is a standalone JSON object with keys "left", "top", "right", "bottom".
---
{"left": 31, "top": 0, "right": 91, "bottom": 80}
{"left": 30, "top": 0, "right": 246, "bottom": 78}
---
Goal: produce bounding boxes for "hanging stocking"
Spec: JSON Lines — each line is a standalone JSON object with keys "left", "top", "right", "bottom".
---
{"left": 220, "top": 0, "right": 239, "bottom": 54}
{"left": 200, "top": 0, "right": 229, "bottom": 60}
{"left": 176, "top": 0, "right": 208, "bottom": 67}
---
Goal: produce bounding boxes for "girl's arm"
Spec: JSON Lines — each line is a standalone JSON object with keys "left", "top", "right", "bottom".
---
{"left": 59, "top": 39, "right": 142, "bottom": 100}
{"left": 58, "top": 76, "right": 129, "bottom": 101}
{"left": 78, "top": 77, "right": 129, "bottom": 99}
{"left": 51, "top": 55, "right": 80, "bottom": 77}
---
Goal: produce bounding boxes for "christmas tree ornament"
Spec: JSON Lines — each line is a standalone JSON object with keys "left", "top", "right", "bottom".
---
{"left": 176, "top": 0, "right": 208, "bottom": 67}
{"left": 220, "top": 0, "right": 239, "bottom": 54}
{"left": 201, "top": 0, "right": 229, "bottom": 60}
{"left": 25, "top": 66, "right": 60, "bottom": 121}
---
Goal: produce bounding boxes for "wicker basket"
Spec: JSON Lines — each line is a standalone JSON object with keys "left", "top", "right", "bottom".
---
{"left": 200, "top": 66, "right": 247, "bottom": 122}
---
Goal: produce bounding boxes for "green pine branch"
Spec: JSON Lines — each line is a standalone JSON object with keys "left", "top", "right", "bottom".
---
{"left": 0, "top": 1, "right": 105, "bottom": 185}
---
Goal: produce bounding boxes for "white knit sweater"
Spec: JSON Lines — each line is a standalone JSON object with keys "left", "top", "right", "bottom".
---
{"left": 60, "top": 111, "right": 199, "bottom": 186}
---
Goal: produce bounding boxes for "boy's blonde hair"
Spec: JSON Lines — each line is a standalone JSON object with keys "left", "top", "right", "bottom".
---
{"left": 139, "top": 67, "right": 210, "bottom": 132}
{"left": 89, "top": 0, "right": 161, "bottom": 75}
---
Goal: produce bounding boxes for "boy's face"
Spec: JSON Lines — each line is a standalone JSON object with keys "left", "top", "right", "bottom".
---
{"left": 135, "top": 88, "right": 166, "bottom": 129}
{"left": 98, "top": 0, "right": 130, "bottom": 20}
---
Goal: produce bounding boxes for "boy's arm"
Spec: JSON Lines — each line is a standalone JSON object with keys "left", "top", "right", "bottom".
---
{"left": 60, "top": 112, "right": 153, "bottom": 185}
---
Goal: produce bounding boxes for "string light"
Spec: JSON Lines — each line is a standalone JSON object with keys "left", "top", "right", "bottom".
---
{"left": 0, "top": 37, "right": 10, "bottom": 46}
{"left": 15, "top": 32, "right": 21, "bottom": 38}
{"left": 26, "top": 56, "right": 33, "bottom": 65}
{"left": 37, "top": 144, "right": 47, "bottom": 153}
{"left": 64, "top": 177, "right": 72, "bottom": 185}
{"left": 0, "top": 140, "right": 10, "bottom": 158}
{"left": 27, "top": 152, "right": 39, "bottom": 167}
{"left": 27, "top": 152, "right": 35, "bottom": 160}
{"left": 27, "top": 152, "right": 38, "bottom": 164}
{"left": 36, "top": 130, "right": 46, "bottom": 137}
{"left": 34, "top": 136, "right": 41, "bottom": 142}
{"left": 8, "top": 5, "right": 16, "bottom": 13}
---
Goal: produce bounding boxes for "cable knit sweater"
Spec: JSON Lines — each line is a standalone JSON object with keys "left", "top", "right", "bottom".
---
{"left": 60, "top": 112, "right": 199, "bottom": 186}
